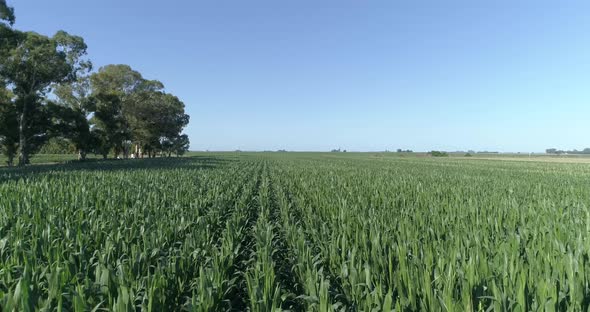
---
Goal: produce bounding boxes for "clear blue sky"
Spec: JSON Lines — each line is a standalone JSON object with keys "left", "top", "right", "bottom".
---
{"left": 11, "top": 1, "right": 590, "bottom": 152}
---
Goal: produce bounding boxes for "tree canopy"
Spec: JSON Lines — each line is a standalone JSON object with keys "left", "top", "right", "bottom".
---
{"left": 0, "top": 0, "right": 14, "bottom": 25}
{"left": 0, "top": 3, "right": 190, "bottom": 165}
{"left": 0, "top": 29, "right": 90, "bottom": 165}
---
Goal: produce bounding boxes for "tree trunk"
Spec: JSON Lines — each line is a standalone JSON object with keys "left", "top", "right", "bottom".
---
{"left": 17, "top": 102, "right": 28, "bottom": 166}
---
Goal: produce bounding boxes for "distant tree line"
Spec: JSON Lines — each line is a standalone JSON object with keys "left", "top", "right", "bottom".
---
{"left": 0, "top": 1, "right": 189, "bottom": 166}
{"left": 456, "top": 150, "right": 499, "bottom": 154}
{"left": 546, "top": 148, "right": 590, "bottom": 155}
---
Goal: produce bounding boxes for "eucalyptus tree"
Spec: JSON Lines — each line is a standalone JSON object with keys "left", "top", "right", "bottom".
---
{"left": 90, "top": 65, "right": 145, "bottom": 158}
{"left": 0, "top": 0, "right": 14, "bottom": 25}
{"left": 0, "top": 86, "right": 52, "bottom": 166}
{"left": 53, "top": 75, "right": 95, "bottom": 160}
{"left": 0, "top": 2, "right": 191, "bottom": 163}
{"left": 91, "top": 92, "right": 128, "bottom": 159}
{"left": 125, "top": 90, "right": 189, "bottom": 157}
{"left": 90, "top": 64, "right": 189, "bottom": 158}
{"left": 171, "top": 134, "right": 190, "bottom": 157}
{"left": 0, "top": 85, "right": 17, "bottom": 165}
{"left": 0, "top": 0, "right": 14, "bottom": 50}
{"left": 0, "top": 1, "right": 16, "bottom": 165}
{"left": 158, "top": 95, "right": 190, "bottom": 157}
{"left": 0, "top": 30, "right": 90, "bottom": 165}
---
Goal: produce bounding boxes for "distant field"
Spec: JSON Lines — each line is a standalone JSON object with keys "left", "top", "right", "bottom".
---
{"left": 3, "top": 151, "right": 590, "bottom": 166}
{"left": 2, "top": 152, "right": 590, "bottom": 310}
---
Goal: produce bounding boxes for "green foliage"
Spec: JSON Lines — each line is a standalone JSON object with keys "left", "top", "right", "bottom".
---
{"left": 0, "top": 5, "right": 190, "bottom": 165}
{"left": 169, "top": 134, "right": 190, "bottom": 157}
{"left": 38, "top": 137, "right": 76, "bottom": 154}
{"left": 91, "top": 92, "right": 129, "bottom": 158}
{"left": 90, "top": 65, "right": 190, "bottom": 158}
{"left": 89, "top": 64, "right": 145, "bottom": 95}
{"left": 0, "top": 31, "right": 88, "bottom": 95}
{"left": 0, "top": 86, "right": 17, "bottom": 165}
{"left": 0, "top": 0, "right": 14, "bottom": 25}
{"left": 429, "top": 150, "right": 448, "bottom": 157}
{"left": 546, "top": 147, "right": 590, "bottom": 155}
{"left": 52, "top": 75, "right": 95, "bottom": 160}
{"left": 3, "top": 153, "right": 590, "bottom": 311}
{"left": 13, "top": 97, "right": 53, "bottom": 158}
{"left": 0, "top": 28, "right": 89, "bottom": 165}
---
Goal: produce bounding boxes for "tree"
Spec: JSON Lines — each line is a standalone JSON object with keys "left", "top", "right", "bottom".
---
{"left": 0, "top": 0, "right": 14, "bottom": 25}
{"left": 125, "top": 90, "right": 189, "bottom": 157}
{"left": 53, "top": 75, "right": 95, "bottom": 160}
{"left": 0, "top": 90, "right": 53, "bottom": 164}
{"left": 0, "top": 0, "right": 15, "bottom": 54}
{"left": 0, "top": 1, "right": 16, "bottom": 165}
{"left": 90, "top": 64, "right": 145, "bottom": 95}
{"left": 90, "top": 65, "right": 147, "bottom": 158}
{"left": 91, "top": 93, "right": 128, "bottom": 159}
{"left": 161, "top": 134, "right": 190, "bottom": 157}
{"left": 122, "top": 82, "right": 164, "bottom": 158}
{"left": 0, "top": 85, "right": 17, "bottom": 165}
{"left": 20, "top": 97, "right": 53, "bottom": 157}
{"left": 0, "top": 30, "right": 90, "bottom": 165}
{"left": 0, "top": 4, "right": 192, "bottom": 163}
{"left": 171, "top": 134, "right": 189, "bottom": 157}
{"left": 90, "top": 64, "right": 189, "bottom": 159}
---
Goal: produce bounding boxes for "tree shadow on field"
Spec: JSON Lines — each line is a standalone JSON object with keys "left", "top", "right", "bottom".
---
{"left": 0, "top": 156, "right": 234, "bottom": 184}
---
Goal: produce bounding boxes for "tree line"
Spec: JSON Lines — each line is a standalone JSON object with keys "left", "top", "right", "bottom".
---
{"left": 546, "top": 148, "right": 590, "bottom": 155}
{"left": 0, "top": 1, "right": 190, "bottom": 166}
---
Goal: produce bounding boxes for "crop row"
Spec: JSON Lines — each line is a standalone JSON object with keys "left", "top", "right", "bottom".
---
{"left": 3, "top": 154, "right": 590, "bottom": 311}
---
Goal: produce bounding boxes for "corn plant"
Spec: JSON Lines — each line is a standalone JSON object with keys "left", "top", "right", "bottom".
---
{"left": 3, "top": 153, "right": 590, "bottom": 311}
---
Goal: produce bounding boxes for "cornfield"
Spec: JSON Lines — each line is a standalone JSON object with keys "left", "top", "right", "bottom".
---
{"left": 1, "top": 153, "right": 590, "bottom": 311}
